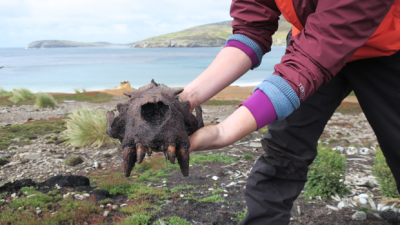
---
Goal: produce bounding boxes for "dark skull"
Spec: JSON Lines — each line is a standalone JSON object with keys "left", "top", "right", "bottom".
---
{"left": 106, "top": 80, "right": 204, "bottom": 177}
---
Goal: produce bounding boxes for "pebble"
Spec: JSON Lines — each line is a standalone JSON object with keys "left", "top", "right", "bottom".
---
{"left": 103, "top": 211, "right": 109, "bottom": 217}
{"left": 212, "top": 176, "right": 219, "bottom": 181}
{"left": 180, "top": 194, "right": 184, "bottom": 198}
{"left": 120, "top": 204, "right": 128, "bottom": 207}
{"left": 36, "top": 210, "right": 42, "bottom": 215}
{"left": 351, "top": 211, "right": 367, "bottom": 221}
{"left": 112, "top": 205, "right": 118, "bottom": 210}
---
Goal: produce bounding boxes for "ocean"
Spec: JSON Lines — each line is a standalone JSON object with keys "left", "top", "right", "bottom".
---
{"left": 0, "top": 46, "right": 285, "bottom": 93}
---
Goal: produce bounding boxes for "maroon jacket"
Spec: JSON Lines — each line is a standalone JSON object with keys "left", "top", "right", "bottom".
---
{"left": 231, "top": 0, "right": 395, "bottom": 101}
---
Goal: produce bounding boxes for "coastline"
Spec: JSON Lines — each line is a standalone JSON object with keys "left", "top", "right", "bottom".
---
{"left": 98, "top": 84, "right": 358, "bottom": 103}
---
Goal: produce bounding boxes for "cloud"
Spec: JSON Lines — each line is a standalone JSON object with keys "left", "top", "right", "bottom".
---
{"left": 0, "top": 0, "right": 232, "bottom": 47}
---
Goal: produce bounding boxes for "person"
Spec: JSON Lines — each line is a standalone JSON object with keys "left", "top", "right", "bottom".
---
{"left": 179, "top": 0, "right": 400, "bottom": 224}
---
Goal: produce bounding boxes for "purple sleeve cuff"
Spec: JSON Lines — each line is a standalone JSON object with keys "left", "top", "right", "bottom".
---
{"left": 225, "top": 40, "right": 259, "bottom": 69}
{"left": 239, "top": 89, "right": 277, "bottom": 129}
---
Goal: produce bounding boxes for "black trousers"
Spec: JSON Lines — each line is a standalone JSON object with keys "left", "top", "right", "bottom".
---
{"left": 240, "top": 51, "right": 400, "bottom": 225}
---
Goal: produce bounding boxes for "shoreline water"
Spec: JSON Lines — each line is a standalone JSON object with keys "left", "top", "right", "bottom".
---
{"left": 0, "top": 46, "right": 285, "bottom": 93}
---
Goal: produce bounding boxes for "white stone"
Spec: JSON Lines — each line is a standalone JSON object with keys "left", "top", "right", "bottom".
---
{"left": 368, "top": 198, "right": 376, "bottom": 210}
{"left": 120, "top": 204, "right": 128, "bottom": 207}
{"left": 212, "top": 176, "right": 219, "bottom": 181}
{"left": 112, "top": 205, "right": 118, "bottom": 210}
{"left": 11, "top": 193, "right": 16, "bottom": 198}
{"left": 359, "top": 148, "right": 370, "bottom": 155}
{"left": 351, "top": 211, "right": 367, "bottom": 221}
{"left": 180, "top": 194, "right": 184, "bottom": 198}
{"left": 37, "top": 210, "right": 42, "bottom": 215}
{"left": 359, "top": 198, "right": 367, "bottom": 205}
{"left": 226, "top": 182, "right": 237, "bottom": 187}
{"left": 326, "top": 205, "right": 339, "bottom": 211}
{"left": 208, "top": 188, "right": 214, "bottom": 191}
{"left": 223, "top": 194, "right": 228, "bottom": 197}
{"left": 103, "top": 211, "right": 109, "bottom": 217}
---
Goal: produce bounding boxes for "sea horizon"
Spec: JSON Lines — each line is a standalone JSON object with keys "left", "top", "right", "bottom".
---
{"left": 0, "top": 46, "right": 286, "bottom": 93}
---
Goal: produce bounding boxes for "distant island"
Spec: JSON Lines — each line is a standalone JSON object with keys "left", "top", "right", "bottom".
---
{"left": 132, "top": 20, "right": 291, "bottom": 48}
{"left": 27, "top": 19, "right": 290, "bottom": 49}
{"left": 26, "top": 40, "right": 132, "bottom": 49}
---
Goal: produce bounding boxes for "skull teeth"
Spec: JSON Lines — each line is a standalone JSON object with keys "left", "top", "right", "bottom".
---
{"left": 136, "top": 143, "right": 146, "bottom": 164}
{"left": 167, "top": 145, "right": 176, "bottom": 164}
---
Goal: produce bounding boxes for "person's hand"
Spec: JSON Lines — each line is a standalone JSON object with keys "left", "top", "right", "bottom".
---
{"left": 189, "top": 106, "right": 257, "bottom": 152}
{"left": 179, "top": 47, "right": 252, "bottom": 112}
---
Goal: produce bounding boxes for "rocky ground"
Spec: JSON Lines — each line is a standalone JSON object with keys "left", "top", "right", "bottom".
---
{"left": 0, "top": 97, "right": 400, "bottom": 224}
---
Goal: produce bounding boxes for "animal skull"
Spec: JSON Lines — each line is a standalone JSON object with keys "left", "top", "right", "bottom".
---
{"left": 106, "top": 80, "right": 204, "bottom": 177}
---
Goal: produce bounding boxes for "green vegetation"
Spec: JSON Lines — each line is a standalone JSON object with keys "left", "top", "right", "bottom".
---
{"left": 190, "top": 153, "right": 238, "bottom": 164}
{"left": 35, "top": 92, "right": 57, "bottom": 108}
{"left": 171, "top": 185, "right": 195, "bottom": 194}
{"left": 304, "top": 145, "right": 348, "bottom": 199}
{"left": 199, "top": 195, "right": 224, "bottom": 203}
{"left": 243, "top": 154, "right": 254, "bottom": 160}
{"left": 235, "top": 209, "right": 248, "bottom": 222}
{"left": 0, "top": 90, "right": 113, "bottom": 106}
{"left": 63, "top": 108, "right": 119, "bottom": 148}
{"left": 73, "top": 88, "right": 80, "bottom": 94}
{"left": 259, "top": 126, "right": 269, "bottom": 135}
{"left": 82, "top": 88, "right": 87, "bottom": 93}
{"left": 211, "top": 189, "right": 224, "bottom": 194}
{"left": 8, "top": 88, "right": 35, "bottom": 103}
{"left": 120, "top": 215, "right": 152, "bottom": 225}
{"left": 372, "top": 148, "right": 399, "bottom": 198}
{"left": 134, "top": 20, "right": 290, "bottom": 48}
{"left": 202, "top": 99, "right": 242, "bottom": 106}
{"left": 0, "top": 118, "right": 66, "bottom": 150}
{"left": 0, "top": 87, "right": 12, "bottom": 97}
{"left": 155, "top": 216, "right": 191, "bottom": 225}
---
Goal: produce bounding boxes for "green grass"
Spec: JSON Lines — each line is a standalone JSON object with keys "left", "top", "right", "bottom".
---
{"left": 63, "top": 108, "right": 119, "bottom": 148}
{"left": 73, "top": 88, "right": 80, "bottom": 94}
{"left": 171, "top": 185, "right": 195, "bottom": 194}
{"left": 154, "top": 216, "right": 191, "bottom": 225}
{"left": 243, "top": 154, "right": 254, "bottom": 160}
{"left": 0, "top": 91, "right": 113, "bottom": 106}
{"left": 304, "top": 145, "right": 348, "bottom": 199}
{"left": 190, "top": 153, "right": 238, "bottom": 164}
{"left": 0, "top": 118, "right": 66, "bottom": 150}
{"left": 199, "top": 195, "right": 223, "bottom": 203}
{"left": 259, "top": 126, "right": 268, "bottom": 135}
{"left": 372, "top": 148, "right": 399, "bottom": 198}
{"left": 8, "top": 88, "right": 35, "bottom": 103}
{"left": 235, "top": 209, "right": 248, "bottom": 222}
{"left": 202, "top": 99, "right": 242, "bottom": 106}
{"left": 35, "top": 92, "right": 57, "bottom": 108}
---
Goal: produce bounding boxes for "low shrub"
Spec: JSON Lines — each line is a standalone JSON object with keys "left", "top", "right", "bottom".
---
{"left": 8, "top": 88, "right": 35, "bottom": 103}
{"left": 235, "top": 209, "right": 248, "bottom": 222}
{"left": 304, "top": 145, "right": 348, "bottom": 199}
{"left": 73, "top": 88, "right": 80, "bottom": 94}
{"left": 372, "top": 148, "right": 399, "bottom": 198}
{"left": 63, "top": 108, "right": 119, "bottom": 148}
{"left": 35, "top": 92, "right": 57, "bottom": 108}
{"left": 243, "top": 154, "right": 254, "bottom": 160}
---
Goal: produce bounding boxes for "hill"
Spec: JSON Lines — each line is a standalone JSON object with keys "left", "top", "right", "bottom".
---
{"left": 132, "top": 20, "right": 291, "bottom": 48}
{"left": 27, "top": 40, "right": 130, "bottom": 49}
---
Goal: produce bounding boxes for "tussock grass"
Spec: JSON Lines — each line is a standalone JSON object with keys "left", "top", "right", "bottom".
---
{"left": 35, "top": 92, "right": 57, "bottom": 108}
{"left": 74, "top": 88, "right": 80, "bottom": 94}
{"left": 8, "top": 88, "right": 35, "bottom": 103}
{"left": 372, "top": 148, "right": 399, "bottom": 198}
{"left": 0, "top": 87, "right": 12, "bottom": 97}
{"left": 63, "top": 108, "right": 119, "bottom": 148}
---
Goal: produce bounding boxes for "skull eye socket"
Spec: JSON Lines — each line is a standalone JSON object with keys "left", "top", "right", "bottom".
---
{"left": 141, "top": 102, "right": 170, "bottom": 126}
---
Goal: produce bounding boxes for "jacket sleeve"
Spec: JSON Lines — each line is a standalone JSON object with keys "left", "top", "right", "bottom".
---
{"left": 272, "top": 0, "right": 396, "bottom": 102}
{"left": 230, "top": 0, "right": 281, "bottom": 54}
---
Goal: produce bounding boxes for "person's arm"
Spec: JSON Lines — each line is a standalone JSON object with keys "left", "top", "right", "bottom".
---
{"left": 189, "top": 106, "right": 257, "bottom": 151}
{"left": 180, "top": 0, "right": 281, "bottom": 110}
{"left": 180, "top": 47, "right": 252, "bottom": 111}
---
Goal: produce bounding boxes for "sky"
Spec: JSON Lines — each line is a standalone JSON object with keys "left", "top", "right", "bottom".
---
{"left": 0, "top": 0, "right": 233, "bottom": 48}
